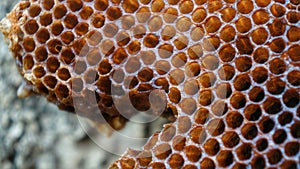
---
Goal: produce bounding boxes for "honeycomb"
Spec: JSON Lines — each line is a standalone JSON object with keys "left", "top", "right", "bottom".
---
{"left": 0, "top": 0, "right": 299, "bottom": 168}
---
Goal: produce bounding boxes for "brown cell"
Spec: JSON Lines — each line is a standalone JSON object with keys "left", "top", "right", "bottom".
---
{"left": 46, "top": 57, "right": 60, "bottom": 73}
{"left": 169, "top": 69, "right": 185, "bottom": 85}
{"left": 61, "top": 48, "right": 75, "bottom": 65}
{"left": 207, "top": 0, "right": 222, "bottom": 13}
{"left": 176, "top": 17, "right": 192, "bottom": 32}
{"left": 202, "top": 55, "right": 219, "bottom": 70}
{"left": 29, "top": 5, "right": 42, "bottom": 18}
{"left": 233, "top": 74, "right": 251, "bottom": 91}
{"left": 285, "top": 141, "right": 299, "bottom": 156}
{"left": 183, "top": 164, "right": 197, "bottom": 169}
{"left": 270, "top": 4, "right": 286, "bottom": 17}
{"left": 215, "top": 83, "right": 232, "bottom": 99}
{"left": 236, "top": 16, "right": 252, "bottom": 33}
{"left": 106, "top": 7, "right": 122, "bottom": 21}
{"left": 235, "top": 56, "right": 252, "bottom": 72}
{"left": 33, "top": 66, "right": 46, "bottom": 78}
{"left": 127, "top": 40, "right": 141, "bottom": 54}
{"left": 194, "top": 108, "right": 210, "bottom": 125}
{"left": 205, "top": 16, "right": 221, "bottom": 33}
{"left": 140, "top": 51, "right": 155, "bottom": 65}
{"left": 151, "top": 162, "right": 166, "bottom": 169}
{"left": 190, "top": 26, "right": 205, "bottom": 41}
{"left": 220, "top": 26, "right": 236, "bottom": 43}
{"left": 75, "top": 22, "right": 89, "bottom": 36}
{"left": 74, "top": 60, "right": 87, "bottom": 74}
{"left": 267, "top": 149, "right": 282, "bottom": 165}
{"left": 226, "top": 111, "right": 244, "bottom": 129}
{"left": 287, "top": 26, "right": 300, "bottom": 42}
{"left": 232, "top": 163, "right": 247, "bottom": 169}
{"left": 161, "top": 25, "right": 176, "bottom": 41}
{"left": 218, "top": 64, "right": 235, "bottom": 81}
{"left": 116, "top": 31, "right": 130, "bottom": 47}
{"left": 222, "top": 131, "right": 240, "bottom": 148}
{"left": 189, "top": 126, "right": 207, "bottom": 144}
{"left": 207, "top": 119, "right": 225, "bottom": 136}
{"left": 291, "top": 121, "right": 300, "bottom": 138}
{"left": 24, "top": 20, "right": 39, "bottom": 35}
{"left": 64, "top": 13, "right": 78, "bottom": 29}
{"left": 184, "top": 146, "right": 201, "bottom": 163}
{"left": 203, "top": 138, "right": 220, "bottom": 156}
{"left": 169, "top": 154, "right": 184, "bottom": 169}
{"left": 23, "top": 54, "right": 34, "bottom": 71}
{"left": 251, "top": 67, "right": 268, "bottom": 84}
{"left": 216, "top": 150, "right": 233, "bottom": 167}
{"left": 187, "top": 44, "right": 203, "bottom": 59}
{"left": 241, "top": 123, "right": 258, "bottom": 140}
{"left": 160, "top": 124, "right": 176, "bottom": 142}
{"left": 66, "top": 0, "right": 82, "bottom": 12}
{"left": 43, "top": 75, "right": 57, "bottom": 89}
{"left": 185, "top": 62, "right": 201, "bottom": 77}
{"left": 137, "top": 151, "right": 152, "bottom": 167}
{"left": 56, "top": 84, "right": 69, "bottom": 99}
{"left": 192, "top": 7, "right": 207, "bottom": 23}
{"left": 23, "top": 37, "right": 36, "bottom": 52}
{"left": 179, "top": 0, "right": 194, "bottom": 14}
{"left": 151, "top": 0, "right": 165, "bottom": 12}
{"left": 168, "top": 87, "right": 181, "bottom": 104}
{"left": 236, "top": 143, "right": 252, "bottom": 160}
{"left": 172, "top": 135, "right": 186, "bottom": 151}
{"left": 103, "top": 23, "right": 119, "bottom": 37}
{"left": 273, "top": 129, "right": 287, "bottom": 144}
{"left": 183, "top": 79, "right": 199, "bottom": 96}
{"left": 79, "top": 6, "right": 93, "bottom": 20}
{"left": 39, "top": 12, "right": 52, "bottom": 26}
{"left": 269, "top": 38, "right": 286, "bottom": 53}
{"left": 143, "top": 34, "right": 159, "bottom": 48}
{"left": 92, "top": 13, "right": 105, "bottom": 28}
{"left": 57, "top": 68, "right": 71, "bottom": 81}
{"left": 171, "top": 53, "right": 187, "bottom": 68}
{"left": 136, "top": 7, "right": 150, "bottom": 23}
{"left": 121, "top": 15, "right": 135, "bottom": 30}
{"left": 283, "top": 89, "right": 299, "bottom": 108}
{"left": 256, "top": 138, "right": 268, "bottom": 151}
{"left": 251, "top": 27, "right": 269, "bottom": 45}
{"left": 287, "top": 11, "right": 300, "bottom": 23}
{"left": 278, "top": 111, "right": 293, "bottom": 126}
{"left": 177, "top": 116, "right": 191, "bottom": 133}
{"left": 35, "top": 46, "right": 48, "bottom": 62}
{"left": 252, "top": 10, "right": 269, "bottom": 25}
{"left": 220, "top": 7, "right": 236, "bottom": 22}
{"left": 244, "top": 103, "right": 262, "bottom": 121}
{"left": 148, "top": 16, "right": 163, "bottom": 32}
{"left": 236, "top": 36, "right": 254, "bottom": 55}
{"left": 237, "top": 0, "right": 253, "bottom": 14}
{"left": 263, "top": 97, "right": 282, "bottom": 114}
{"left": 61, "top": 31, "right": 75, "bottom": 45}
{"left": 258, "top": 116, "right": 275, "bottom": 133}
{"left": 211, "top": 100, "right": 228, "bottom": 116}
{"left": 203, "top": 37, "right": 220, "bottom": 51}
{"left": 163, "top": 7, "right": 178, "bottom": 23}
{"left": 280, "top": 161, "right": 297, "bottom": 169}
{"left": 122, "top": 0, "right": 139, "bottom": 13}
{"left": 199, "top": 89, "right": 214, "bottom": 106}
{"left": 253, "top": 47, "right": 269, "bottom": 64}
{"left": 51, "top": 21, "right": 64, "bottom": 36}
{"left": 199, "top": 72, "right": 216, "bottom": 88}
{"left": 112, "top": 48, "right": 128, "bottom": 64}
{"left": 255, "top": 0, "right": 270, "bottom": 7}
{"left": 138, "top": 68, "right": 153, "bottom": 82}
{"left": 125, "top": 57, "right": 141, "bottom": 74}
{"left": 269, "top": 58, "right": 286, "bottom": 75}
{"left": 288, "top": 44, "right": 300, "bottom": 62}
{"left": 266, "top": 77, "right": 286, "bottom": 95}
{"left": 251, "top": 156, "right": 265, "bottom": 169}
{"left": 200, "top": 158, "right": 215, "bottom": 169}
{"left": 120, "top": 158, "right": 135, "bottom": 169}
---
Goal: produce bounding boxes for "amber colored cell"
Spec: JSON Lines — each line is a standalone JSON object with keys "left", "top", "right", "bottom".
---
{"left": 207, "top": 119, "right": 225, "bottom": 136}
{"left": 267, "top": 149, "right": 282, "bottom": 165}
{"left": 236, "top": 143, "right": 252, "bottom": 160}
{"left": 106, "top": 7, "right": 122, "bottom": 21}
{"left": 287, "top": 70, "right": 300, "bottom": 86}
{"left": 120, "top": 158, "right": 135, "bottom": 169}
{"left": 249, "top": 86, "right": 265, "bottom": 103}
{"left": 154, "top": 78, "right": 169, "bottom": 92}
{"left": 270, "top": 38, "right": 286, "bottom": 53}
{"left": 175, "top": 35, "right": 189, "bottom": 51}
{"left": 255, "top": 0, "right": 270, "bottom": 6}
{"left": 200, "top": 158, "right": 215, "bottom": 169}
{"left": 190, "top": 26, "right": 204, "bottom": 42}
{"left": 60, "top": 31, "right": 74, "bottom": 45}
{"left": 205, "top": 16, "right": 221, "bottom": 33}
{"left": 53, "top": 5, "right": 66, "bottom": 19}
{"left": 236, "top": 36, "right": 253, "bottom": 55}
{"left": 215, "top": 83, "right": 231, "bottom": 99}
{"left": 218, "top": 64, "right": 235, "bottom": 81}
{"left": 168, "top": 87, "right": 181, "bottom": 103}
{"left": 211, "top": 101, "right": 228, "bottom": 116}
{"left": 235, "top": 57, "right": 252, "bottom": 72}
{"left": 241, "top": 123, "right": 258, "bottom": 140}
{"left": 136, "top": 7, "right": 150, "bottom": 23}
{"left": 252, "top": 10, "right": 269, "bottom": 25}
{"left": 184, "top": 145, "right": 201, "bottom": 163}
{"left": 288, "top": 45, "right": 300, "bottom": 62}
{"left": 40, "top": 13, "right": 52, "bottom": 26}
{"left": 226, "top": 111, "right": 243, "bottom": 129}
{"left": 51, "top": 22, "right": 64, "bottom": 37}
{"left": 126, "top": 41, "right": 140, "bottom": 54}
{"left": 43, "top": 75, "right": 57, "bottom": 89}
{"left": 172, "top": 135, "right": 186, "bottom": 151}
{"left": 177, "top": 116, "right": 191, "bottom": 133}
{"left": 125, "top": 57, "right": 141, "bottom": 73}
{"left": 116, "top": 32, "right": 130, "bottom": 47}
{"left": 251, "top": 27, "right": 268, "bottom": 45}
{"left": 48, "top": 39, "right": 63, "bottom": 55}
{"left": 207, "top": 0, "right": 222, "bottom": 13}
{"left": 287, "top": 26, "right": 300, "bottom": 42}
{"left": 29, "top": 5, "right": 41, "bottom": 18}
{"left": 199, "top": 72, "right": 216, "bottom": 88}
{"left": 256, "top": 138, "right": 268, "bottom": 151}
{"left": 24, "top": 20, "right": 39, "bottom": 35}
{"left": 79, "top": 6, "right": 93, "bottom": 20}
{"left": 161, "top": 25, "right": 176, "bottom": 41}
{"left": 136, "top": 151, "right": 152, "bottom": 167}
{"left": 160, "top": 125, "right": 176, "bottom": 142}
{"left": 189, "top": 126, "right": 207, "bottom": 144}
{"left": 280, "top": 161, "right": 297, "bottom": 169}
{"left": 179, "top": 0, "right": 194, "bottom": 14}
{"left": 172, "top": 53, "right": 187, "bottom": 68}
{"left": 185, "top": 62, "right": 201, "bottom": 77}
{"left": 287, "top": 11, "right": 300, "bottom": 23}
{"left": 194, "top": 108, "right": 209, "bottom": 125}
{"left": 33, "top": 66, "right": 46, "bottom": 78}
{"left": 199, "top": 89, "right": 214, "bottom": 106}
{"left": 219, "top": 44, "right": 235, "bottom": 62}
{"left": 163, "top": 7, "right": 178, "bottom": 23}
{"left": 220, "top": 7, "right": 236, "bottom": 22}
{"left": 57, "top": 68, "right": 71, "bottom": 81}
{"left": 236, "top": 16, "right": 252, "bottom": 33}
{"left": 75, "top": 22, "right": 89, "bottom": 36}
{"left": 61, "top": 48, "right": 75, "bottom": 65}
{"left": 285, "top": 141, "right": 299, "bottom": 156}
{"left": 66, "top": 0, "right": 82, "bottom": 12}
{"left": 263, "top": 97, "right": 282, "bottom": 114}
{"left": 151, "top": 162, "right": 166, "bottom": 169}
{"left": 169, "top": 69, "right": 185, "bottom": 85}
{"left": 151, "top": 0, "right": 165, "bottom": 12}
{"left": 137, "top": 68, "right": 153, "bottom": 82}
{"left": 203, "top": 37, "right": 220, "bottom": 51}
{"left": 222, "top": 131, "right": 240, "bottom": 148}
{"left": 220, "top": 25, "right": 236, "bottom": 42}
{"left": 203, "top": 138, "right": 220, "bottom": 156}
{"left": 237, "top": 0, "right": 253, "bottom": 14}
{"left": 216, "top": 150, "right": 233, "bottom": 167}
{"left": 168, "top": 0, "right": 180, "bottom": 5}
{"left": 233, "top": 74, "right": 251, "bottom": 91}
{"left": 251, "top": 67, "right": 268, "bottom": 84}
{"left": 56, "top": 84, "right": 69, "bottom": 99}
{"left": 143, "top": 34, "right": 159, "bottom": 48}
{"left": 169, "top": 154, "right": 184, "bottom": 169}
{"left": 148, "top": 16, "right": 163, "bottom": 32}
{"left": 268, "top": 19, "right": 286, "bottom": 37}
{"left": 46, "top": 57, "right": 60, "bottom": 73}
{"left": 259, "top": 117, "right": 275, "bottom": 133}
{"left": 35, "top": 46, "right": 48, "bottom": 62}
{"left": 122, "top": 0, "right": 139, "bottom": 13}
{"left": 266, "top": 77, "right": 285, "bottom": 95}
{"left": 183, "top": 164, "right": 197, "bottom": 169}
{"left": 278, "top": 111, "right": 293, "bottom": 126}
{"left": 154, "top": 143, "right": 172, "bottom": 160}
{"left": 94, "top": 0, "right": 108, "bottom": 11}
{"left": 92, "top": 13, "right": 105, "bottom": 28}
{"left": 192, "top": 7, "right": 206, "bottom": 23}
{"left": 101, "top": 39, "right": 115, "bottom": 56}
{"left": 270, "top": 4, "right": 286, "bottom": 17}
{"left": 23, "top": 37, "right": 35, "bottom": 52}
{"left": 283, "top": 89, "right": 300, "bottom": 108}
{"left": 64, "top": 13, "right": 78, "bottom": 29}
{"left": 23, "top": 54, "right": 34, "bottom": 70}
{"left": 253, "top": 47, "right": 269, "bottom": 64}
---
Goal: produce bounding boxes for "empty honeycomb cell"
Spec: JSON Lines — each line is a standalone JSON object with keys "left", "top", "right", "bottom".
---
{"left": 29, "top": 5, "right": 41, "bottom": 18}
{"left": 278, "top": 111, "right": 293, "bottom": 126}
{"left": 160, "top": 124, "right": 176, "bottom": 142}
{"left": 199, "top": 89, "right": 214, "bottom": 106}
{"left": 154, "top": 143, "right": 172, "bottom": 160}
{"left": 189, "top": 126, "right": 207, "bottom": 144}
{"left": 39, "top": 12, "right": 53, "bottom": 26}
{"left": 57, "top": 68, "right": 71, "bottom": 81}
{"left": 151, "top": 0, "right": 165, "bottom": 12}
{"left": 244, "top": 104, "right": 262, "bottom": 121}
{"left": 56, "top": 84, "right": 69, "bottom": 99}
{"left": 251, "top": 27, "right": 268, "bottom": 45}
{"left": 259, "top": 117, "right": 275, "bottom": 133}
{"left": 168, "top": 153, "right": 184, "bottom": 169}
{"left": 253, "top": 47, "right": 269, "bottom": 64}
{"left": 47, "top": 39, "right": 62, "bottom": 54}
{"left": 236, "top": 36, "right": 253, "bottom": 55}
{"left": 216, "top": 150, "right": 233, "bottom": 167}
{"left": 283, "top": 89, "right": 300, "bottom": 108}
{"left": 151, "top": 162, "right": 166, "bottom": 169}
{"left": 251, "top": 156, "right": 265, "bottom": 169}
{"left": 256, "top": 138, "right": 268, "bottom": 151}
{"left": 237, "top": 0, "right": 253, "bottom": 14}
{"left": 248, "top": 86, "right": 265, "bottom": 102}
{"left": 183, "top": 79, "right": 199, "bottom": 96}
{"left": 185, "top": 62, "right": 201, "bottom": 77}
{"left": 175, "top": 35, "right": 189, "bottom": 51}
{"left": 207, "top": 0, "right": 222, "bottom": 13}
{"left": 233, "top": 74, "right": 251, "bottom": 91}
{"left": 236, "top": 143, "right": 252, "bottom": 160}
{"left": 241, "top": 123, "right": 258, "bottom": 140}
{"left": 51, "top": 21, "right": 64, "bottom": 36}
{"left": 269, "top": 38, "right": 286, "bottom": 53}
{"left": 35, "top": 81, "right": 49, "bottom": 95}
{"left": 287, "top": 26, "right": 300, "bottom": 42}
{"left": 211, "top": 101, "right": 228, "bottom": 116}
{"left": 163, "top": 7, "right": 178, "bottom": 23}
{"left": 222, "top": 131, "right": 239, "bottom": 148}
{"left": 202, "top": 55, "right": 219, "bottom": 70}
{"left": 75, "top": 22, "right": 89, "bottom": 36}
{"left": 24, "top": 19, "right": 39, "bottom": 35}
{"left": 177, "top": 116, "right": 191, "bottom": 133}
{"left": 263, "top": 97, "right": 282, "bottom": 114}
{"left": 252, "top": 10, "right": 270, "bottom": 25}
{"left": 273, "top": 129, "right": 287, "bottom": 144}
{"left": 169, "top": 69, "right": 185, "bottom": 85}
{"left": 218, "top": 64, "right": 235, "bottom": 81}
{"left": 267, "top": 149, "right": 282, "bottom": 165}
{"left": 199, "top": 72, "right": 216, "bottom": 88}
{"left": 220, "top": 7, "right": 236, "bottom": 23}
{"left": 194, "top": 108, "right": 210, "bottom": 125}
{"left": 236, "top": 16, "right": 252, "bottom": 33}
{"left": 79, "top": 6, "right": 93, "bottom": 20}
{"left": 34, "top": 46, "right": 48, "bottom": 62}
{"left": 291, "top": 121, "right": 300, "bottom": 138}
{"left": 85, "top": 69, "right": 99, "bottom": 84}
{"left": 171, "top": 53, "right": 187, "bottom": 68}
{"left": 137, "top": 68, "right": 153, "bottom": 82}
{"left": 200, "top": 158, "right": 215, "bottom": 169}
{"left": 219, "top": 44, "right": 236, "bottom": 62}
{"left": 61, "top": 48, "right": 75, "bottom": 65}
{"left": 207, "top": 118, "right": 225, "bottom": 136}
{"left": 70, "top": 78, "right": 84, "bottom": 92}
{"left": 203, "top": 138, "right": 220, "bottom": 156}
{"left": 125, "top": 57, "right": 141, "bottom": 74}
{"left": 251, "top": 67, "right": 268, "bottom": 84}
{"left": 226, "top": 111, "right": 243, "bottom": 129}
{"left": 43, "top": 75, "right": 57, "bottom": 89}
{"left": 192, "top": 7, "right": 206, "bottom": 23}
{"left": 287, "top": 11, "right": 300, "bottom": 23}
{"left": 23, "top": 37, "right": 35, "bottom": 52}
{"left": 266, "top": 77, "right": 286, "bottom": 95}
{"left": 33, "top": 66, "right": 46, "bottom": 78}
{"left": 74, "top": 60, "right": 87, "bottom": 74}
{"left": 285, "top": 141, "right": 299, "bottom": 156}
{"left": 46, "top": 57, "right": 60, "bottom": 73}
{"left": 205, "top": 16, "right": 221, "bottom": 33}
{"left": 288, "top": 44, "right": 300, "bottom": 62}
{"left": 168, "top": 87, "right": 181, "bottom": 103}
{"left": 184, "top": 145, "right": 201, "bottom": 162}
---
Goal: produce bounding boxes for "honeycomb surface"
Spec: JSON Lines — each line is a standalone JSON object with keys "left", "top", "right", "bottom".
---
{"left": 0, "top": 0, "right": 299, "bottom": 168}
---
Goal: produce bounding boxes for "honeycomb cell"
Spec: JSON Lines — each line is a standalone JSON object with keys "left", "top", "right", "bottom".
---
{"left": 163, "top": 7, "right": 178, "bottom": 23}
{"left": 233, "top": 74, "right": 251, "bottom": 91}
{"left": 67, "top": 0, "right": 83, "bottom": 12}
{"left": 218, "top": 64, "right": 235, "bottom": 81}
{"left": 215, "top": 83, "right": 232, "bottom": 99}
{"left": 219, "top": 44, "right": 236, "bottom": 62}
{"left": 151, "top": 0, "right": 165, "bottom": 12}
{"left": 33, "top": 66, "right": 46, "bottom": 78}
{"left": 199, "top": 72, "right": 216, "bottom": 88}
{"left": 43, "top": 75, "right": 57, "bottom": 89}
{"left": 252, "top": 10, "right": 269, "bottom": 25}
{"left": 35, "top": 46, "right": 48, "bottom": 62}
{"left": 236, "top": 16, "right": 252, "bottom": 33}
{"left": 256, "top": 138, "right": 268, "bottom": 151}
{"left": 269, "top": 58, "right": 286, "bottom": 75}
{"left": 151, "top": 162, "right": 166, "bottom": 169}
{"left": 207, "top": 0, "right": 222, "bottom": 13}
{"left": 94, "top": 0, "right": 108, "bottom": 11}
{"left": 187, "top": 44, "right": 204, "bottom": 59}
{"left": 216, "top": 150, "right": 233, "bottom": 167}
{"left": 39, "top": 12, "right": 52, "bottom": 26}
{"left": 75, "top": 22, "right": 89, "bottom": 36}
{"left": 194, "top": 108, "right": 210, "bottom": 125}
{"left": 205, "top": 16, "right": 221, "bottom": 33}
{"left": 168, "top": 154, "right": 184, "bottom": 169}
{"left": 203, "top": 37, "right": 220, "bottom": 52}
{"left": 267, "top": 149, "right": 282, "bottom": 165}
{"left": 237, "top": 0, "right": 254, "bottom": 14}
{"left": 200, "top": 158, "right": 215, "bottom": 169}
{"left": 280, "top": 161, "right": 297, "bottom": 169}
{"left": 185, "top": 62, "right": 201, "bottom": 77}
{"left": 92, "top": 13, "right": 105, "bottom": 28}
{"left": 207, "top": 118, "right": 225, "bottom": 136}
{"left": 136, "top": 151, "right": 152, "bottom": 167}
{"left": 278, "top": 111, "right": 293, "bottom": 126}
{"left": 84, "top": 69, "right": 99, "bottom": 84}
{"left": 226, "top": 111, "right": 243, "bottom": 129}
{"left": 177, "top": 116, "right": 191, "bottom": 133}
{"left": 183, "top": 79, "right": 199, "bottom": 96}
{"left": 192, "top": 7, "right": 207, "bottom": 23}
{"left": 60, "top": 31, "right": 75, "bottom": 45}
{"left": 53, "top": 5, "right": 67, "bottom": 19}
{"left": 57, "top": 68, "right": 71, "bottom": 81}
{"left": 270, "top": 4, "right": 286, "bottom": 17}
{"left": 61, "top": 48, "right": 75, "bottom": 65}
{"left": 143, "top": 34, "right": 159, "bottom": 48}
{"left": 51, "top": 21, "right": 64, "bottom": 36}
{"left": 120, "top": 158, "right": 135, "bottom": 169}
{"left": 266, "top": 77, "right": 285, "bottom": 95}
{"left": 23, "top": 37, "right": 35, "bottom": 52}
{"left": 251, "top": 27, "right": 268, "bottom": 45}
{"left": 288, "top": 44, "right": 300, "bottom": 62}
{"left": 220, "top": 7, "right": 236, "bottom": 23}
{"left": 285, "top": 141, "right": 299, "bottom": 156}
{"left": 235, "top": 56, "right": 252, "bottom": 72}
{"left": 56, "top": 84, "right": 69, "bottom": 99}
{"left": 199, "top": 89, "right": 214, "bottom": 106}
{"left": 203, "top": 138, "right": 220, "bottom": 156}
{"left": 154, "top": 78, "right": 169, "bottom": 92}
{"left": 172, "top": 135, "right": 186, "bottom": 151}
{"left": 74, "top": 60, "right": 87, "bottom": 74}
{"left": 259, "top": 117, "right": 275, "bottom": 133}
{"left": 161, "top": 25, "right": 176, "bottom": 41}
{"left": 71, "top": 78, "right": 84, "bottom": 92}
{"left": 244, "top": 104, "right": 262, "bottom": 121}
{"left": 122, "top": 0, "right": 139, "bottom": 13}
{"left": 46, "top": 57, "right": 60, "bottom": 73}
{"left": 106, "top": 7, "right": 122, "bottom": 21}
{"left": 189, "top": 126, "right": 207, "bottom": 144}
{"left": 287, "top": 11, "right": 300, "bottom": 23}
{"left": 169, "top": 69, "right": 185, "bottom": 85}
{"left": 148, "top": 16, "right": 163, "bottom": 32}
{"left": 160, "top": 124, "right": 176, "bottom": 142}
{"left": 79, "top": 6, "right": 94, "bottom": 20}
{"left": 232, "top": 163, "right": 247, "bottom": 169}
{"left": 251, "top": 156, "right": 265, "bottom": 169}
{"left": 287, "top": 26, "right": 300, "bottom": 42}
{"left": 29, "top": 5, "right": 41, "bottom": 18}
{"left": 255, "top": 0, "right": 270, "bottom": 7}
{"left": 273, "top": 129, "right": 287, "bottom": 144}
{"left": 168, "top": 87, "right": 181, "bottom": 103}
{"left": 283, "top": 89, "right": 299, "bottom": 108}
{"left": 103, "top": 23, "right": 119, "bottom": 38}
{"left": 176, "top": 17, "right": 192, "bottom": 32}
{"left": 183, "top": 164, "right": 197, "bottom": 169}
{"left": 248, "top": 86, "right": 265, "bottom": 102}
{"left": 154, "top": 143, "right": 172, "bottom": 160}
{"left": 138, "top": 68, "right": 153, "bottom": 82}
{"left": 241, "top": 123, "right": 258, "bottom": 140}
{"left": 23, "top": 54, "right": 34, "bottom": 71}
{"left": 251, "top": 67, "right": 268, "bottom": 84}
{"left": 140, "top": 51, "right": 155, "bottom": 65}
{"left": 222, "top": 131, "right": 240, "bottom": 148}
{"left": 190, "top": 26, "right": 205, "bottom": 42}
{"left": 158, "top": 44, "right": 173, "bottom": 59}
{"left": 269, "top": 38, "right": 286, "bottom": 53}
{"left": 291, "top": 121, "right": 300, "bottom": 138}
{"left": 236, "top": 143, "right": 252, "bottom": 160}
{"left": 125, "top": 57, "right": 141, "bottom": 74}
{"left": 236, "top": 36, "right": 253, "bottom": 55}
{"left": 253, "top": 47, "right": 269, "bottom": 64}
{"left": 184, "top": 145, "right": 201, "bottom": 162}
{"left": 211, "top": 100, "right": 228, "bottom": 116}
{"left": 263, "top": 97, "right": 282, "bottom": 114}
{"left": 24, "top": 20, "right": 39, "bottom": 35}
{"left": 202, "top": 55, "right": 219, "bottom": 70}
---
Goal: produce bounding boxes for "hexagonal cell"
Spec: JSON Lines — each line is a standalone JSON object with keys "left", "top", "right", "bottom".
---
{"left": 168, "top": 153, "right": 184, "bottom": 169}
{"left": 203, "top": 138, "right": 220, "bottom": 156}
